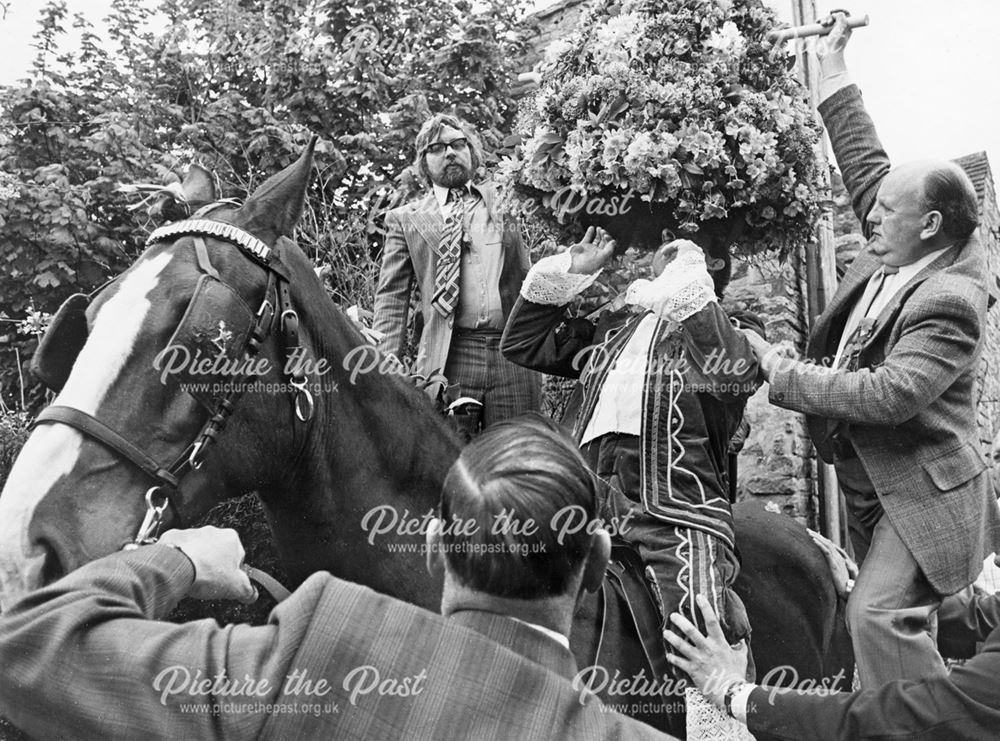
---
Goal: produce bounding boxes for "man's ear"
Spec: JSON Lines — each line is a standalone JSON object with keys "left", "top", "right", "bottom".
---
{"left": 581, "top": 528, "right": 611, "bottom": 593}
{"left": 920, "top": 210, "right": 944, "bottom": 241}
{"left": 426, "top": 517, "right": 446, "bottom": 579}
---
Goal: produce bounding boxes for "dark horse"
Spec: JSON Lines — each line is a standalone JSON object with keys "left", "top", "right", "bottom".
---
{"left": 0, "top": 144, "right": 850, "bottom": 736}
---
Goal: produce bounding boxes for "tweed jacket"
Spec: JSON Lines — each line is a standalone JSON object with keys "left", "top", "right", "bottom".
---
{"left": 745, "top": 593, "right": 1000, "bottom": 740}
{"left": 372, "top": 182, "right": 530, "bottom": 377}
{"left": 767, "top": 84, "right": 1000, "bottom": 594}
{"left": 0, "top": 546, "right": 671, "bottom": 741}
{"left": 502, "top": 298, "right": 762, "bottom": 548}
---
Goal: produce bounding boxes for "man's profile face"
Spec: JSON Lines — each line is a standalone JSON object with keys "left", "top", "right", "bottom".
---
{"left": 424, "top": 124, "right": 473, "bottom": 188}
{"left": 866, "top": 167, "right": 934, "bottom": 267}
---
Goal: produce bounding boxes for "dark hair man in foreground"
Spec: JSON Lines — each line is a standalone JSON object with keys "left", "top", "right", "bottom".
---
{"left": 0, "top": 416, "right": 673, "bottom": 740}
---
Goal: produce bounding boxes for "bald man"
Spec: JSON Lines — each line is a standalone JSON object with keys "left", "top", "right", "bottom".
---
{"left": 742, "top": 15, "right": 1000, "bottom": 688}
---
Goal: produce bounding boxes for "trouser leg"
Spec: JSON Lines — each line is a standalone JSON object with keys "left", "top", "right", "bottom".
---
{"left": 845, "top": 514, "right": 947, "bottom": 686}
{"left": 444, "top": 332, "right": 540, "bottom": 433}
{"left": 479, "top": 337, "right": 540, "bottom": 428}
{"left": 582, "top": 434, "right": 753, "bottom": 681}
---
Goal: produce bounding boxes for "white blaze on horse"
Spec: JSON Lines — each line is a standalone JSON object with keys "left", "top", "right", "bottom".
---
{"left": 0, "top": 143, "right": 851, "bottom": 736}
{"left": 0, "top": 251, "right": 174, "bottom": 599}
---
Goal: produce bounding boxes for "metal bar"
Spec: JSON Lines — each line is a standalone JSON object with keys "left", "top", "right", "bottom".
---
{"left": 768, "top": 14, "right": 869, "bottom": 44}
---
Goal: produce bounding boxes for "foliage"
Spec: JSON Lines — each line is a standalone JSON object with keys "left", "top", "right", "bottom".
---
{"left": 0, "top": 410, "right": 31, "bottom": 492}
{"left": 0, "top": 0, "right": 529, "bottom": 410}
{"left": 500, "top": 0, "right": 822, "bottom": 257}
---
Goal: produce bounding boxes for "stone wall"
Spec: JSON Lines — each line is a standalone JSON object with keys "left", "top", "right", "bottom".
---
{"left": 726, "top": 252, "right": 818, "bottom": 523}
{"left": 959, "top": 155, "right": 1000, "bottom": 455}
{"left": 521, "top": 0, "right": 591, "bottom": 68}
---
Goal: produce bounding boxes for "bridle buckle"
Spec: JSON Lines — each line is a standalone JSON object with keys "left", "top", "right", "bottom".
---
{"left": 124, "top": 486, "right": 171, "bottom": 548}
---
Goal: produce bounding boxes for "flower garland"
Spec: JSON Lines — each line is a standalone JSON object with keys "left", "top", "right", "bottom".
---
{"left": 499, "top": 0, "right": 823, "bottom": 257}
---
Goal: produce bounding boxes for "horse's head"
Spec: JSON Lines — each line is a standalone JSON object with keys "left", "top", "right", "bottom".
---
{"left": 0, "top": 142, "right": 324, "bottom": 607}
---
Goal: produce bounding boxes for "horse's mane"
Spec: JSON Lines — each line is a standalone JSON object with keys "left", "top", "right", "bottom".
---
{"left": 272, "top": 235, "right": 462, "bottom": 461}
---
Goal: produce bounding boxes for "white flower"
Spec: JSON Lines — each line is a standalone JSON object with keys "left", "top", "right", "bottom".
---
{"left": 541, "top": 38, "right": 574, "bottom": 71}
{"left": 564, "top": 129, "right": 597, "bottom": 189}
{"left": 535, "top": 89, "right": 552, "bottom": 116}
{"left": 18, "top": 306, "right": 52, "bottom": 337}
{"left": 601, "top": 129, "right": 630, "bottom": 165}
{"left": 593, "top": 13, "right": 644, "bottom": 65}
{"left": 623, "top": 132, "right": 655, "bottom": 174}
{"left": 0, "top": 171, "right": 19, "bottom": 200}
{"left": 705, "top": 20, "right": 745, "bottom": 56}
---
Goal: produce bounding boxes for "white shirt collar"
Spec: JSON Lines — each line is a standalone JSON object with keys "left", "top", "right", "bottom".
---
{"left": 508, "top": 616, "right": 570, "bottom": 650}
{"left": 885, "top": 245, "right": 953, "bottom": 283}
{"left": 432, "top": 182, "right": 474, "bottom": 208}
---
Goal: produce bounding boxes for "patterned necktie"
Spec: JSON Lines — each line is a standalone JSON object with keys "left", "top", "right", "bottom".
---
{"left": 836, "top": 264, "right": 900, "bottom": 369}
{"left": 861, "top": 264, "right": 899, "bottom": 318}
{"left": 431, "top": 187, "right": 467, "bottom": 317}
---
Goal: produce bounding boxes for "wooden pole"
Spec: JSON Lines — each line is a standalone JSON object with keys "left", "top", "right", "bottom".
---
{"left": 791, "top": 0, "right": 844, "bottom": 546}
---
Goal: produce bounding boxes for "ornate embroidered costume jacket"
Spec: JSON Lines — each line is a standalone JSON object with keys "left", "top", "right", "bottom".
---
{"left": 503, "top": 293, "right": 763, "bottom": 548}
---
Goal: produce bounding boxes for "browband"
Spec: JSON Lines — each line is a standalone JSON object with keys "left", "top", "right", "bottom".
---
{"left": 146, "top": 219, "right": 271, "bottom": 267}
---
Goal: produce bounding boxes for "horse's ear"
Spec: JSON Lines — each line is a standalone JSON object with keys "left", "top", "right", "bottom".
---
{"left": 237, "top": 137, "right": 316, "bottom": 240}
{"left": 181, "top": 164, "right": 218, "bottom": 204}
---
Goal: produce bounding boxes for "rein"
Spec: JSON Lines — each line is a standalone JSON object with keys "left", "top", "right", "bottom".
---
{"left": 31, "top": 209, "right": 307, "bottom": 602}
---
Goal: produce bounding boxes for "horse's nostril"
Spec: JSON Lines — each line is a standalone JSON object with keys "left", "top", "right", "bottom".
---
{"left": 39, "top": 543, "right": 65, "bottom": 586}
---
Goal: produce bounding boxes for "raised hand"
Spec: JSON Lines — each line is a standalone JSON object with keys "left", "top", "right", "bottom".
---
{"left": 815, "top": 11, "right": 852, "bottom": 63}
{"left": 651, "top": 238, "right": 703, "bottom": 278}
{"left": 568, "top": 226, "right": 616, "bottom": 274}
{"left": 159, "top": 526, "right": 258, "bottom": 603}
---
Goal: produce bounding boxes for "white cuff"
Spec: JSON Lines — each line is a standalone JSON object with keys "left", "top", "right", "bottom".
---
{"left": 819, "top": 70, "right": 852, "bottom": 105}
{"left": 624, "top": 241, "right": 717, "bottom": 321}
{"left": 730, "top": 682, "right": 757, "bottom": 724}
{"left": 520, "top": 251, "right": 601, "bottom": 305}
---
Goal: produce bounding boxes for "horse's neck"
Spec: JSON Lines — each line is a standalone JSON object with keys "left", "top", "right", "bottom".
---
{"left": 262, "top": 305, "right": 459, "bottom": 610}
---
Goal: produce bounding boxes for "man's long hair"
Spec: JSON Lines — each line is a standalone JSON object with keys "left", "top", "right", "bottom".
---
{"left": 439, "top": 413, "right": 598, "bottom": 600}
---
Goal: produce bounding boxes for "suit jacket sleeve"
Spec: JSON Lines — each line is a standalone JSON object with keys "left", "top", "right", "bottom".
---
{"left": 746, "top": 626, "right": 1000, "bottom": 740}
{"left": 372, "top": 209, "right": 414, "bottom": 359}
{"left": 939, "top": 590, "right": 1000, "bottom": 660}
{"left": 767, "top": 290, "right": 981, "bottom": 425}
{"left": 0, "top": 546, "right": 323, "bottom": 741}
{"left": 818, "top": 84, "right": 890, "bottom": 237}
{"left": 501, "top": 296, "right": 597, "bottom": 379}
{"left": 680, "top": 304, "right": 763, "bottom": 402}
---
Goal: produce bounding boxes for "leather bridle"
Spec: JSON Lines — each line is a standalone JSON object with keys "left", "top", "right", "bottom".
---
{"left": 30, "top": 208, "right": 309, "bottom": 600}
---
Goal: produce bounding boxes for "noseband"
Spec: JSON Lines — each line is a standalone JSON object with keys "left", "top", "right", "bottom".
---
{"left": 32, "top": 209, "right": 313, "bottom": 571}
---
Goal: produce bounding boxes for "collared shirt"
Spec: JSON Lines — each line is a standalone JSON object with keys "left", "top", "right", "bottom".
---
{"left": 432, "top": 183, "right": 504, "bottom": 330}
{"left": 833, "top": 246, "right": 951, "bottom": 367}
{"left": 580, "top": 313, "right": 657, "bottom": 445}
{"left": 508, "top": 616, "right": 571, "bottom": 650}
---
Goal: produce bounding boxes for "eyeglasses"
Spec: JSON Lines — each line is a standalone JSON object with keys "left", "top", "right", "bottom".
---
{"left": 425, "top": 138, "right": 469, "bottom": 156}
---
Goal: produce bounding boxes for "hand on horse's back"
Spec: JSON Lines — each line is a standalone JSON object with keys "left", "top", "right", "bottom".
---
{"left": 160, "top": 527, "right": 258, "bottom": 603}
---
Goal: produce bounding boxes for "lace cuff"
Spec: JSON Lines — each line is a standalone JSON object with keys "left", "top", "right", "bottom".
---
{"left": 686, "top": 687, "right": 756, "bottom": 741}
{"left": 624, "top": 240, "right": 717, "bottom": 321}
{"left": 520, "top": 251, "right": 602, "bottom": 305}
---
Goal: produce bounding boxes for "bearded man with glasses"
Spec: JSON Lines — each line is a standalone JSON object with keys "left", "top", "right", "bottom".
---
{"left": 373, "top": 114, "right": 540, "bottom": 432}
